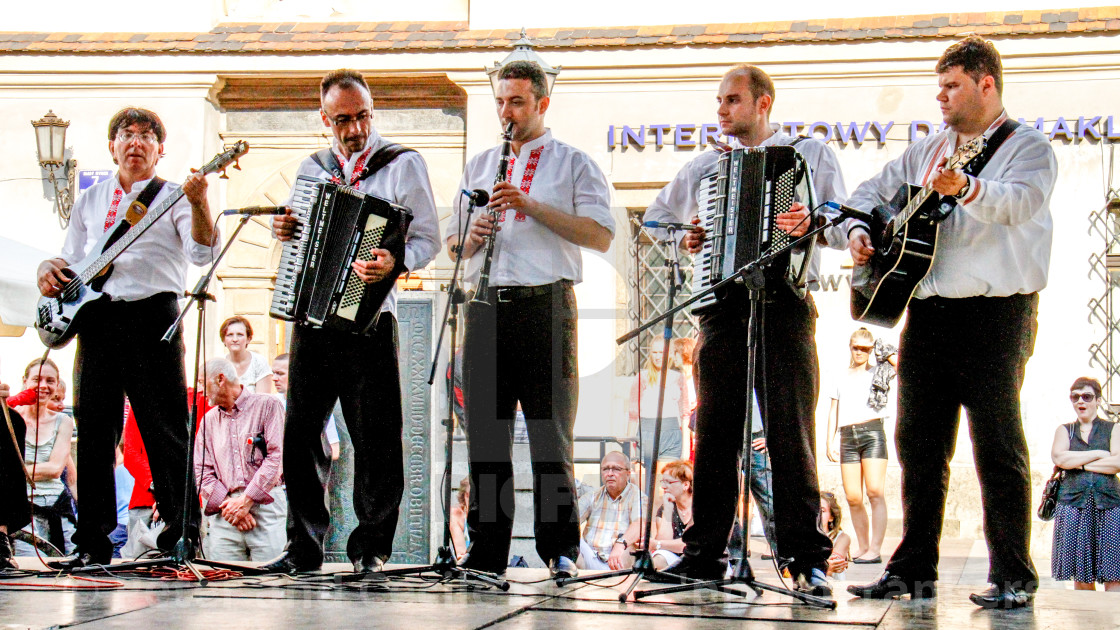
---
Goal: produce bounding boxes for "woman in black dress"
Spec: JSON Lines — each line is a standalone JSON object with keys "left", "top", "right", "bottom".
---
{"left": 1050, "top": 376, "right": 1120, "bottom": 591}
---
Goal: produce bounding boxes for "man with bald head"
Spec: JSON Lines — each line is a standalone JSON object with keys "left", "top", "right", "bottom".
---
{"left": 265, "top": 69, "right": 441, "bottom": 575}
{"left": 576, "top": 451, "right": 647, "bottom": 570}
{"left": 643, "top": 64, "right": 851, "bottom": 596}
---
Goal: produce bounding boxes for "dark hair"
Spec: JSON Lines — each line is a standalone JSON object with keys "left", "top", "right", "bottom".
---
{"left": 497, "top": 61, "right": 548, "bottom": 101}
{"left": 726, "top": 65, "right": 776, "bottom": 104}
{"left": 820, "top": 491, "right": 843, "bottom": 540}
{"left": 1070, "top": 376, "right": 1103, "bottom": 399}
{"left": 23, "top": 357, "right": 60, "bottom": 381}
{"left": 107, "top": 107, "right": 166, "bottom": 143}
{"left": 936, "top": 36, "right": 1003, "bottom": 96}
{"left": 321, "top": 69, "right": 371, "bottom": 99}
{"left": 220, "top": 315, "right": 253, "bottom": 342}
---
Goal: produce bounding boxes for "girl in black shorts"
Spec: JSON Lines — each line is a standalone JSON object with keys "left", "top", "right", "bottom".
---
{"left": 825, "top": 328, "right": 896, "bottom": 564}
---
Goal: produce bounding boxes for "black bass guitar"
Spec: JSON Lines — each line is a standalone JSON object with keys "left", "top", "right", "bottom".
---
{"left": 850, "top": 135, "right": 985, "bottom": 327}
{"left": 35, "top": 141, "right": 249, "bottom": 349}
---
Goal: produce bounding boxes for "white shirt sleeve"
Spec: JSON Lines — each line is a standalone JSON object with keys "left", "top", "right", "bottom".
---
{"left": 394, "top": 152, "right": 441, "bottom": 273}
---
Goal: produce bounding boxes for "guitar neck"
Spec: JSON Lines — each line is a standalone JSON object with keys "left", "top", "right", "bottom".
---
{"left": 79, "top": 187, "right": 186, "bottom": 285}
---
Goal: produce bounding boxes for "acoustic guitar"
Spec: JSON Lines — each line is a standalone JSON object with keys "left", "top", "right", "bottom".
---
{"left": 850, "top": 135, "right": 984, "bottom": 327}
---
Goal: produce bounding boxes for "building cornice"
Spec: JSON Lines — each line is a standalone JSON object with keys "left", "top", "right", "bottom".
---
{"left": 1, "top": 8, "right": 1117, "bottom": 55}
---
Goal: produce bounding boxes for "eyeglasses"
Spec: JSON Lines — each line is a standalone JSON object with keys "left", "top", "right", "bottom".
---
{"left": 328, "top": 111, "right": 372, "bottom": 127}
{"left": 851, "top": 345, "right": 873, "bottom": 353}
{"left": 1070, "top": 393, "right": 1097, "bottom": 403}
{"left": 601, "top": 465, "right": 627, "bottom": 473}
{"left": 660, "top": 478, "right": 681, "bottom": 486}
{"left": 116, "top": 130, "right": 159, "bottom": 145}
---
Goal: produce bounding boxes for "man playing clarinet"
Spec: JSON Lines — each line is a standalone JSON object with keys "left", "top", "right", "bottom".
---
{"left": 447, "top": 60, "right": 614, "bottom": 580}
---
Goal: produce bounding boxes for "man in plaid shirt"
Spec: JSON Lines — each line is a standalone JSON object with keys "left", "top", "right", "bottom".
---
{"left": 577, "top": 452, "right": 647, "bottom": 570}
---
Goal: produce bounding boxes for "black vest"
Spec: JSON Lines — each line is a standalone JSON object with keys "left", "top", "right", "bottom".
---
{"left": 1058, "top": 420, "right": 1120, "bottom": 510}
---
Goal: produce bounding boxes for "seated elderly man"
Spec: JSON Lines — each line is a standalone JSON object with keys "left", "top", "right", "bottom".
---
{"left": 194, "top": 357, "right": 285, "bottom": 561}
{"left": 577, "top": 451, "right": 647, "bottom": 570}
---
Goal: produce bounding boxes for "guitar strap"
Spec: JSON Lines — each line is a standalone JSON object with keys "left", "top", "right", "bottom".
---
{"left": 937, "top": 118, "right": 1021, "bottom": 219}
{"left": 962, "top": 118, "right": 1021, "bottom": 179}
{"left": 102, "top": 176, "right": 167, "bottom": 251}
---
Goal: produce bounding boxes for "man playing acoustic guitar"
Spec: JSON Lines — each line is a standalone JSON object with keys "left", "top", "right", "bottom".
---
{"left": 846, "top": 36, "right": 1057, "bottom": 609}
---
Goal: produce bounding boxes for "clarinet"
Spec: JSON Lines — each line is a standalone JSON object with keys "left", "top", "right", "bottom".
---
{"left": 469, "top": 121, "right": 515, "bottom": 306}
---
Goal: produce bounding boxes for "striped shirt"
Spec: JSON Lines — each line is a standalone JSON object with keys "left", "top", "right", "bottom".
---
{"left": 193, "top": 388, "right": 284, "bottom": 515}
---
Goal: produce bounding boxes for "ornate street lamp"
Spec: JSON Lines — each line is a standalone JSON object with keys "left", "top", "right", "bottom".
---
{"left": 485, "top": 29, "right": 561, "bottom": 97}
{"left": 31, "top": 110, "right": 78, "bottom": 228}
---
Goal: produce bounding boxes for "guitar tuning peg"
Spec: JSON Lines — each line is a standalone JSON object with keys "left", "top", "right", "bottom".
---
{"left": 233, "top": 160, "right": 242, "bottom": 171}
{"left": 219, "top": 169, "right": 230, "bottom": 180}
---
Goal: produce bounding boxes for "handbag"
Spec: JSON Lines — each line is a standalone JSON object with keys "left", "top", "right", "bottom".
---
{"left": 1037, "top": 466, "right": 1064, "bottom": 521}
{"left": 1038, "top": 424, "right": 1076, "bottom": 521}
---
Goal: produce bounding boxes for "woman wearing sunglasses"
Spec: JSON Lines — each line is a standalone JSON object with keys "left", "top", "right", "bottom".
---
{"left": 1050, "top": 377, "right": 1120, "bottom": 591}
{"left": 825, "top": 328, "right": 896, "bottom": 565}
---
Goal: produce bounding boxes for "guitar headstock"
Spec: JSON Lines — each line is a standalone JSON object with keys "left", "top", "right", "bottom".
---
{"left": 946, "top": 135, "right": 985, "bottom": 171}
{"left": 201, "top": 140, "right": 250, "bottom": 179}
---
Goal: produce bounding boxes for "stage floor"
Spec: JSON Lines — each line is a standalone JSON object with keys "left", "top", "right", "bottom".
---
{"left": 1, "top": 553, "right": 1116, "bottom": 630}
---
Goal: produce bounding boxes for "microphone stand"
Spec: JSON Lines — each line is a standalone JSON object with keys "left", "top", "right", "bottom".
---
{"left": 341, "top": 193, "right": 507, "bottom": 589}
{"left": 607, "top": 215, "right": 847, "bottom": 610}
{"left": 556, "top": 224, "right": 689, "bottom": 600}
{"left": 64, "top": 213, "right": 265, "bottom": 584}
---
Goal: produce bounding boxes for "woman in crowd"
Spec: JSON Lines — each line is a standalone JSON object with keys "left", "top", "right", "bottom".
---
{"left": 820, "top": 491, "right": 851, "bottom": 578}
{"left": 450, "top": 476, "right": 470, "bottom": 562}
{"left": 14, "top": 357, "right": 75, "bottom": 557}
{"left": 220, "top": 315, "right": 271, "bottom": 393}
{"left": 1051, "top": 376, "right": 1120, "bottom": 591}
{"left": 825, "top": 328, "right": 895, "bottom": 564}
{"left": 651, "top": 459, "right": 693, "bottom": 570}
{"left": 628, "top": 339, "right": 689, "bottom": 470}
{"left": 670, "top": 337, "right": 697, "bottom": 459}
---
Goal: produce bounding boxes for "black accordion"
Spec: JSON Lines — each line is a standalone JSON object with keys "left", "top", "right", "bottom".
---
{"left": 690, "top": 145, "right": 814, "bottom": 312}
{"left": 270, "top": 175, "right": 412, "bottom": 334}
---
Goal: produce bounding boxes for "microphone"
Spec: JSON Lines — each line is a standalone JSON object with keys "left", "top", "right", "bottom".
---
{"left": 6, "top": 388, "right": 39, "bottom": 408}
{"left": 221, "top": 206, "right": 289, "bottom": 216}
{"left": 823, "top": 201, "right": 874, "bottom": 225}
{"left": 462, "top": 189, "right": 490, "bottom": 206}
{"left": 642, "top": 220, "right": 695, "bottom": 230}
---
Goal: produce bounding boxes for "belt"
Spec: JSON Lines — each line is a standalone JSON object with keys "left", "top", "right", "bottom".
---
{"left": 492, "top": 280, "right": 570, "bottom": 303}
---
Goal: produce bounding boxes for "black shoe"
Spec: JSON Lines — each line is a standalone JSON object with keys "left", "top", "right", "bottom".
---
{"left": 46, "top": 551, "right": 112, "bottom": 571}
{"left": 549, "top": 556, "right": 578, "bottom": 581}
{"left": 847, "top": 572, "right": 937, "bottom": 600}
{"left": 0, "top": 534, "right": 17, "bottom": 570}
{"left": 969, "top": 584, "right": 1033, "bottom": 610}
{"left": 852, "top": 555, "right": 883, "bottom": 564}
{"left": 793, "top": 568, "right": 833, "bottom": 598}
{"left": 650, "top": 556, "right": 727, "bottom": 583}
{"left": 258, "top": 551, "right": 320, "bottom": 575}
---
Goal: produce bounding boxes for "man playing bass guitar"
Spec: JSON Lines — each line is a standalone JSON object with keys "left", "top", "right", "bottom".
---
{"left": 845, "top": 36, "right": 1057, "bottom": 609}
{"left": 36, "top": 107, "right": 221, "bottom": 568}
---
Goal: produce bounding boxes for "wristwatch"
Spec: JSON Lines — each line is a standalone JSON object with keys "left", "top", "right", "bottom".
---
{"left": 614, "top": 533, "right": 627, "bottom": 547}
{"left": 954, "top": 177, "right": 971, "bottom": 200}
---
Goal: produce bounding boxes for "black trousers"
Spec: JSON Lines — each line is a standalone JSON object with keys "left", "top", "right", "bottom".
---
{"left": 73, "top": 292, "right": 193, "bottom": 558}
{"left": 0, "top": 407, "right": 29, "bottom": 532}
{"left": 886, "top": 293, "right": 1039, "bottom": 589}
{"left": 461, "top": 282, "right": 580, "bottom": 572}
{"left": 683, "top": 286, "right": 832, "bottom": 574}
{"left": 284, "top": 315, "right": 403, "bottom": 566}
